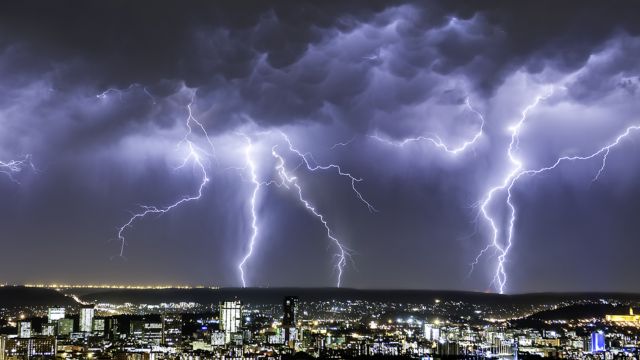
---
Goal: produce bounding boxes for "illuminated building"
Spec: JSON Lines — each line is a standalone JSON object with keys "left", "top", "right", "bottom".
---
{"left": 143, "top": 321, "right": 163, "bottom": 344}
{"left": 605, "top": 307, "right": 640, "bottom": 323}
{"left": 47, "top": 308, "right": 65, "bottom": 322}
{"left": 211, "top": 331, "right": 225, "bottom": 346}
{"left": 57, "top": 318, "right": 74, "bottom": 336}
{"left": 283, "top": 296, "right": 299, "bottom": 344}
{"left": 220, "top": 300, "right": 242, "bottom": 344}
{"left": 3, "top": 337, "right": 56, "bottom": 359}
{"left": 161, "top": 315, "right": 182, "bottom": 346}
{"left": 80, "top": 305, "right": 95, "bottom": 333}
{"left": 18, "top": 321, "right": 31, "bottom": 338}
{"left": 0, "top": 335, "right": 6, "bottom": 360}
{"left": 41, "top": 323, "right": 56, "bottom": 336}
{"left": 92, "top": 318, "right": 105, "bottom": 337}
{"left": 590, "top": 332, "right": 605, "bottom": 353}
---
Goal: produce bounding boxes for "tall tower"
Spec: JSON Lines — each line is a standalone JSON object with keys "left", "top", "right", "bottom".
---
{"left": 219, "top": 300, "right": 242, "bottom": 344}
{"left": 79, "top": 305, "right": 95, "bottom": 333}
{"left": 283, "top": 296, "right": 299, "bottom": 344}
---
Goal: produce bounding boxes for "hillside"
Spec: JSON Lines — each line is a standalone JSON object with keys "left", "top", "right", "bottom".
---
{"left": 0, "top": 286, "right": 79, "bottom": 307}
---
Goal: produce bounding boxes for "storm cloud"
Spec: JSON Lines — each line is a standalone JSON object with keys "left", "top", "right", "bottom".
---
{"left": 0, "top": 0, "right": 639, "bottom": 292}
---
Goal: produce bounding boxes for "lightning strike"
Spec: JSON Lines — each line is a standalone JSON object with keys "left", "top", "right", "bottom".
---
{"left": 96, "top": 83, "right": 156, "bottom": 103}
{"left": 237, "top": 134, "right": 278, "bottom": 288}
{"left": 280, "top": 131, "right": 378, "bottom": 213}
{"left": 474, "top": 93, "right": 551, "bottom": 294}
{"left": 474, "top": 89, "right": 640, "bottom": 294}
{"left": 330, "top": 136, "right": 357, "bottom": 150}
{"left": 271, "top": 145, "right": 351, "bottom": 287}
{"left": 369, "top": 97, "right": 486, "bottom": 155}
{"left": 115, "top": 97, "right": 213, "bottom": 257}
{"left": 238, "top": 132, "right": 367, "bottom": 287}
{"left": 0, "top": 155, "right": 34, "bottom": 184}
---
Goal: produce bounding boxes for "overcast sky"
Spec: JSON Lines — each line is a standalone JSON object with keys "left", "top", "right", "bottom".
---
{"left": 1, "top": 0, "right": 640, "bottom": 293}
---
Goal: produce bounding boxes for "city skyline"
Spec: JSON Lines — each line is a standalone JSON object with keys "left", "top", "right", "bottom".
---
{"left": 1, "top": 1, "right": 640, "bottom": 293}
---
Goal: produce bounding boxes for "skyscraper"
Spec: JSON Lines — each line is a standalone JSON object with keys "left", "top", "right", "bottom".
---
{"left": 283, "top": 296, "right": 299, "bottom": 344}
{"left": 79, "top": 305, "right": 95, "bottom": 333}
{"left": 219, "top": 300, "right": 242, "bottom": 344}
{"left": 590, "top": 331, "right": 605, "bottom": 353}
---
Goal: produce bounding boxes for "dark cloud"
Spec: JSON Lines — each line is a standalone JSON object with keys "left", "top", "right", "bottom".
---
{"left": 0, "top": 1, "right": 639, "bottom": 291}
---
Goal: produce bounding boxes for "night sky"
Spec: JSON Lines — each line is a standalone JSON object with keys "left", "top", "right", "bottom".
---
{"left": 1, "top": 1, "right": 640, "bottom": 293}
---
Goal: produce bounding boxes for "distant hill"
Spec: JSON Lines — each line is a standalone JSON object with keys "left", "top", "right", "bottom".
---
{"left": 526, "top": 303, "right": 622, "bottom": 321}
{"left": 0, "top": 286, "right": 79, "bottom": 307}
{"left": 73, "top": 287, "right": 640, "bottom": 306}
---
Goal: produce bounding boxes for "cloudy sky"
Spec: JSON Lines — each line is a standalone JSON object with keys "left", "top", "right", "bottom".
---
{"left": 1, "top": 0, "right": 640, "bottom": 293}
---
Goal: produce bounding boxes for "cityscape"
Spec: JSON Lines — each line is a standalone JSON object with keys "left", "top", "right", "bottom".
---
{"left": 2, "top": 286, "right": 640, "bottom": 359}
{"left": 2, "top": 1, "right": 640, "bottom": 359}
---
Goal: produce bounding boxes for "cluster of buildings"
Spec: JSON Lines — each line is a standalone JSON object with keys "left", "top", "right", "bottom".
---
{"left": 2, "top": 296, "right": 640, "bottom": 359}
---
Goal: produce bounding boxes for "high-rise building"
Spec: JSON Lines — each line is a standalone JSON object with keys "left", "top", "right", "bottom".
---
{"left": 79, "top": 305, "right": 95, "bottom": 333}
{"left": 18, "top": 321, "right": 31, "bottom": 338}
{"left": 47, "top": 308, "right": 65, "bottom": 323}
{"left": 92, "top": 318, "right": 105, "bottom": 337}
{"left": 0, "top": 335, "right": 6, "bottom": 360}
{"left": 219, "top": 300, "right": 242, "bottom": 344}
{"left": 161, "top": 315, "right": 181, "bottom": 346}
{"left": 590, "top": 331, "right": 605, "bottom": 353}
{"left": 57, "top": 319, "right": 74, "bottom": 336}
{"left": 283, "top": 296, "right": 299, "bottom": 344}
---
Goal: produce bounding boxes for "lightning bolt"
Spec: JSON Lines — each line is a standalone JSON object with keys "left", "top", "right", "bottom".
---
{"left": 96, "top": 83, "right": 156, "bottom": 104}
{"left": 237, "top": 134, "right": 281, "bottom": 288}
{"left": 0, "top": 155, "right": 34, "bottom": 184}
{"left": 238, "top": 132, "right": 370, "bottom": 287}
{"left": 280, "top": 131, "right": 377, "bottom": 213}
{"left": 271, "top": 145, "right": 351, "bottom": 287}
{"left": 369, "top": 97, "right": 486, "bottom": 155}
{"left": 330, "top": 136, "right": 357, "bottom": 150}
{"left": 474, "top": 89, "right": 640, "bottom": 294}
{"left": 115, "top": 95, "right": 214, "bottom": 257}
{"left": 473, "top": 93, "right": 551, "bottom": 294}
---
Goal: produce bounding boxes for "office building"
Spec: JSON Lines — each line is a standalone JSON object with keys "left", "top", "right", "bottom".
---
{"left": 93, "top": 318, "right": 106, "bottom": 337}
{"left": 47, "top": 308, "right": 65, "bottom": 323}
{"left": 220, "top": 300, "right": 242, "bottom": 344}
{"left": 41, "top": 323, "right": 56, "bottom": 336}
{"left": 57, "top": 318, "right": 74, "bottom": 336}
{"left": 80, "top": 305, "right": 95, "bottom": 333}
{"left": 283, "top": 296, "right": 299, "bottom": 344}
{"left": 18, "top": 321, "right": 31, "bottom": 338}
{"left": 161, "top": 315, "right": 181, "bottom": 346}
{"left": 590, "top": 331, "right": 605, "bottom": 353}
{"left": 3, "top": 337, "right": 56, "bottom": 359}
